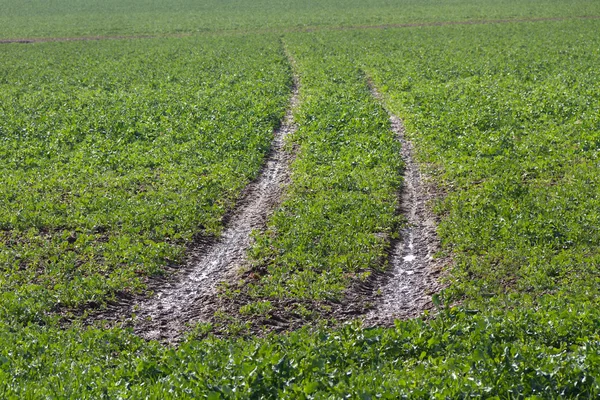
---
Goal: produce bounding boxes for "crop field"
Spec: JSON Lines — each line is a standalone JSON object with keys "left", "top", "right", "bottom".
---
{"left": 1, "top": 0, "right": 600, "bottom": 398}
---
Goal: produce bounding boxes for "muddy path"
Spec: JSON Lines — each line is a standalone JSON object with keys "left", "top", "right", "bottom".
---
{"left": 193, "top": 81, "right": 448, "bottom": 335}
{"left": 123, "top": 71, "right": 299, "bottom": 343}
{"left": 360, "top": 84, "right": 446, "bottom": 325}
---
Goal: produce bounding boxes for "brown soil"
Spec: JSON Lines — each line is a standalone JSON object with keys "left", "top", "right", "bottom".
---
{"left": 137, "top": 79, "right": 298, "bottom": 342}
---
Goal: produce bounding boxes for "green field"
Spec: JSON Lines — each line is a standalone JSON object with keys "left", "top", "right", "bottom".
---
{"left": 2, "top": 0, "right": 599, "bottom": 39}
{"left": 2, "top": 0, "right": 600, "bottom": 397}
{"left": 0, "top": 35, "right": 291, "bottom": 322}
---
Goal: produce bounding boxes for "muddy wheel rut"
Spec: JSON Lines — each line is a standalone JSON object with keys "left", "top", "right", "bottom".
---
{"left": 126, "top": 72, "right": 299, "bottom": 343}
{"left": 361, "top": 84, "right": 445, "bottom": 325}
{"left": 195, "top": 81, "right": 448, "bottom": 334}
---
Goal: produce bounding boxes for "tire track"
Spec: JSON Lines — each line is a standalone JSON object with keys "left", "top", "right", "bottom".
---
{"left": 132, "top": 66, "right": 299, "bottom": 343}
{"left": 364, "top": 83, "right": 445, "bottom": 324}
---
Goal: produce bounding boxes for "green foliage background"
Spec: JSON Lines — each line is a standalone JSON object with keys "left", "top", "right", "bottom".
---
{"left": 1, "top": 0, "right": 599, "bottom": 38}
{"left": 1, "top": 1, "right": 600, "bottom": 398}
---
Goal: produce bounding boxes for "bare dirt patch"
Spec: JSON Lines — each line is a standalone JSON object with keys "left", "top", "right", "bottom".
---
{"left": 358, "top": 83, "right": 447, "bottom": 326}
{"left": 188, "top": 80, "right": 448, "bottom": 336}
{"left": 83, "top": 66, "right": 446, "bottom": 340}
{"left": 87, "top": 70, "right": 299, "bottom": 343}
{"left": 134, "top": 79, "right": 298, "bottom": 343}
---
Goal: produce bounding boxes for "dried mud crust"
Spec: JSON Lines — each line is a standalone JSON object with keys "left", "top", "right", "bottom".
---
{"left": 88, "top": 72, "right": 446, "bottom": 341}
{"left": 192, "top": 82, "right": 449, "bottom": 337}
{"left": 138, "top": 81, "right": 298, "bottom": 342}
{"left": 89, "top": 71, "right": 299, "bottom": 343}
{"left": 360, "top": 86, "right": 447, "bottom": 326}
